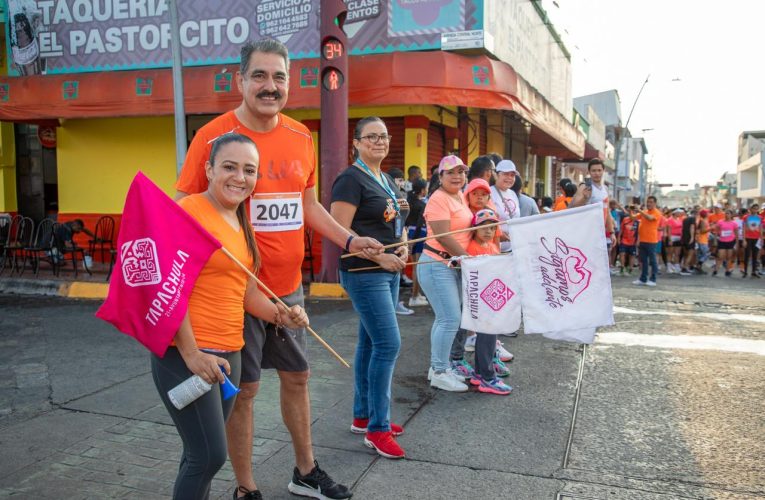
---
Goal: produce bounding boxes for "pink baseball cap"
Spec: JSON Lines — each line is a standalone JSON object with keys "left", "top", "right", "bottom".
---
{"left": 464, "top": 178, "right": 491, "bottom": 196}
{"left": 438, "top": 155, "right": 467, "bottom": 173}
{"left": 472, "top": 208, "right": 499, "bottom": 227}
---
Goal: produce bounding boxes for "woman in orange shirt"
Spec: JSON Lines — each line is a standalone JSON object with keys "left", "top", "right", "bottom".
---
{"left": 152, "top": 133, "right": 308, "bottom": 499}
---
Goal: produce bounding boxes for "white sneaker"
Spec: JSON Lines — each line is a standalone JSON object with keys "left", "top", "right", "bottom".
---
{"left": 427, "top": 366, "right": 467, "bottom": 382}
{"left": 464, "top": 334, "right": 477, "bottom": 352}
{"left": 632, "top": 279, "right": 645, "bottom": 286}
{"left": 430, "top": 370, "right": 468, "bottom": 392}
{"left": 395, "top": 301, "right": 414, "bottom": 315}
{"left": 408, "top": 295, "right": 429, "bottom": 307}
{"left": 495, "top": 341, "right": 514, "bottom": 362}
{"left": 646, "top": 280, "right": 657, "bottom": 287}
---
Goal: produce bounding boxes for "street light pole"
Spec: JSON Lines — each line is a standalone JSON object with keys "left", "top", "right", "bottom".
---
{"left": 613, "top": 74, "right": 650, "bottom": 204}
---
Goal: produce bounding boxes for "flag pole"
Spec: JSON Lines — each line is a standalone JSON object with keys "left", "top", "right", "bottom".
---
{"left": 349, "top": 256, "right": 453, "bottom": 273}
{"left": 341, "top": 220, "right": 505, "bottom": 259}
{"left": 220, "top": 247, "right": 350, "bottom": 368}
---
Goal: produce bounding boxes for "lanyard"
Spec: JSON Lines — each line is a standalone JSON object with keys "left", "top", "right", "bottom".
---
{"left": 356, "top": 159, "right": 400, "bottom": 212}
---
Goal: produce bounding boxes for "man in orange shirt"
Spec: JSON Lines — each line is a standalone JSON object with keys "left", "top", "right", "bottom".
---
{"left": 176, "top": 40, "right": 381, "bottom": 500}
{"left": 633, "top": 195, "right": 662, "bottom": 286}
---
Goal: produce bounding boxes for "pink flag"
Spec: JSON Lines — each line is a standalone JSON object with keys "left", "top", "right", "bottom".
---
{"left": 96, "top": 172, "right": 221, "bottom": 356}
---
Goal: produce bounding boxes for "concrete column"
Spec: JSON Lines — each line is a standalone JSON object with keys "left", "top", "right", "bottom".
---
{"left": 404, "top": 116, "right": 429, "bottom": 175}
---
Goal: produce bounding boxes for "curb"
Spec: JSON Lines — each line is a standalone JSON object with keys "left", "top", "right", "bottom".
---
{"left": 308, "top": 282, "right": 348, "bottom": 298}
{"left": 0, "top": 278, "right": 108, "bottom": 300}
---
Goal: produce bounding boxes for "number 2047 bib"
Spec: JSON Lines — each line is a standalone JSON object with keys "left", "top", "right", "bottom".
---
{"left": 250, "top": 192, "right": 303, "bottom": 232}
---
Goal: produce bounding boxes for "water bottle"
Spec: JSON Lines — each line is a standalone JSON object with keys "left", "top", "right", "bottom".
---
{"left": 167, "top": 375, "right": 212, "bottom": 410}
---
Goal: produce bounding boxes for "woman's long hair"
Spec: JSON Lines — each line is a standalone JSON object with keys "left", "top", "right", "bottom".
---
{"left": 209, "top": 133, "right": 261, "bottom": 272}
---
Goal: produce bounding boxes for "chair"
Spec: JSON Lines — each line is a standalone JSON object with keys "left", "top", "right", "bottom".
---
{"left": 4, "top": 217, "right": 34, "bottom": 275}
{"left": 89, "top": 216, "right": 115, "bottom": 265}
{"left": 0, "top": 214, "right": 14, "bottom": 273}
{"left": 21, "top": 218, "right": 56, "bottom": 277}
{"left": 52, "top": 222, "right": 92, "bottom": 279}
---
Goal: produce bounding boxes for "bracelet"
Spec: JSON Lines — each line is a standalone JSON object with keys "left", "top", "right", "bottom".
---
{"left": 345, "top": 235, "right": 355, "bottom": 252}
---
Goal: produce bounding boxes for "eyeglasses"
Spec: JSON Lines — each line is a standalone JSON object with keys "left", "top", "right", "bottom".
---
{"left": 359, "top": 134, "right": 392, "bottom": 144}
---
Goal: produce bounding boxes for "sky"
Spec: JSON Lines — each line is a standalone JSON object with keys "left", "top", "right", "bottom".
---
{"left": 542, "top": 0, "right": 765, "bottom": 188}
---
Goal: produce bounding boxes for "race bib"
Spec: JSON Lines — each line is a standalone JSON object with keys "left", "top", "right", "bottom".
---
{"left": 250, "top": 192, "right": 303, "bottom": 232}
{"left": 721, "top": 229, "right": 733, "bottom": 238}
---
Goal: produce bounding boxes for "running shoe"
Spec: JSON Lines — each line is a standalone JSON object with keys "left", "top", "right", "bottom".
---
{"left": 495, "top": 341, "right": 514, "bottom": 362}
{"left": 364, "top": 431, "right": 405, "bottom": 459}
{"left": 632, "top": 279, "right": 645, "bottom": 286}
{"left": 725, "top": 270, "right": 732, "bottom": 277}
{"left": 679, "top": 268, "right": 692, "bottom": 276}
{"left": 450, "top": 359, "right": 475, "bottom": 379}
{"left": 234, "top": 486, "right": 263, "bottom": 500}
{"left": 287, "top": 460, "right": 353, "bottom": 500}
{"left": 464, "top": 334, "right": 477, "bottom": 352}
{"left": 395, "top": 301, "right": 414, "bottom": 315}
{"left": 430, "top": 370, "right": 469, "bottom": 392}
{"left": 478, "top": 376, "right": 513, "bottom": 395}
{"left": 408, "top": 295, "right": 429, "bottom": 307}
{"left": 428, "top": 366, "right": 467, "bottom": 382}
{"left": 350, "top": 418, "right": 404, "bottom": 436}
{"left": 646, "top": 280, "right": 657, "bottom": 287}
{"left": 492, "top": 357, "right": 510, "bottom": 377}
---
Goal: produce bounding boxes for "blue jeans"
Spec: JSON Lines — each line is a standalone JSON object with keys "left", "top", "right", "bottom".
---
{"left": 340, "top": 270, "right": 401, "bottom": 433}
{"left": 639, "top": 242, "right": 658, "bottom": 282}
{"left": 697, "top": 243, "right": 710, "bottom": 264}
{"left": 416, "top": 253, "right": 462, "bottom": 372}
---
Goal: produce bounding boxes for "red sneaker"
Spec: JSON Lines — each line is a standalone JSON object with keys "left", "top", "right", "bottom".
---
{"left": 350, "top": 418, "right": 404, "bottom": 436}
{"left": 364, "top": 431, "right": 405, "bottom": 459}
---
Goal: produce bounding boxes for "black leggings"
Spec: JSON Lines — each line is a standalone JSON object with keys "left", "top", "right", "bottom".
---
{"left": 151, "top": 347, "right": 241, "bottom": 500}
{"left": 745, "top": 238, "right": 760, "bottom": 274}
{"left": 474, "top": 333, "right": 499, "bottom": 380}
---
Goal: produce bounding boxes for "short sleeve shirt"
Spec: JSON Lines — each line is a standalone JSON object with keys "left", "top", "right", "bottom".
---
{"left": 176, "top": 111, "right": 315, "bottom": 297}
{"left": 637, "top": 208, "right": 662, "bottom": 244}
{"left": 744, "top": 214, "right": 763, "bottom": 239}
{"left": 423, "top": 189, "right": 473, "bottom": 258}
{"left": 332, "top": 166, "right": 400, "bottom": 272}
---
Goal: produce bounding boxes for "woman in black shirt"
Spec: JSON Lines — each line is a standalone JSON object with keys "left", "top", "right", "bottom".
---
{"left": 330, "top": 116, "right": 408, "bottom": 459}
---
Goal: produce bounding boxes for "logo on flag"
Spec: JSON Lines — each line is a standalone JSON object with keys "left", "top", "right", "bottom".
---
{"left": 480, "top": 279, "right": 514, "bottom": 311}
{"left": 538, "top": 237, "right": 592, "bottom": 308}
{"left": 121, "top": 238, "right": 161, "bottom": 287}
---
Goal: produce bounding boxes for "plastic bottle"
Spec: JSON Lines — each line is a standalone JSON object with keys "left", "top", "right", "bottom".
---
{"left": 167, "top": 375, "right": 212, "bottom": 410}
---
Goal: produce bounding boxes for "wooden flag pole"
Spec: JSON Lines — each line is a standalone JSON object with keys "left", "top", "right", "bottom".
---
{"left": 349, "top": 257, "right": 453, "bottom": 273}
{"left": 341, "top": 220, "right": 505, "bottom": 259}
{"left": 221, "top": 247, "right": 350, "bottom": 368}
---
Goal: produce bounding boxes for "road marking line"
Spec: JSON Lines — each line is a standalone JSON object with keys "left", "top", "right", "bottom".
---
{"left": 614, "top": 306, "right": 765, "bottom": 324}
{"left": 597, "top": 331, "right": 765, "bottom": 356}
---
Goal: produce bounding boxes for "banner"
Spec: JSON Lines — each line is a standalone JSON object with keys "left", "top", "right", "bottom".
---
{"left": 460, "top": 254, "right": 520, "bottom": 335}
{"left": 5, "top": 0, "right": 481, "bottom": 75}
{"left": 508, "top": 204, "right": 613, "bottom": 344}
{"left": 96, "top": 172, "right": 221, "bottom": 356}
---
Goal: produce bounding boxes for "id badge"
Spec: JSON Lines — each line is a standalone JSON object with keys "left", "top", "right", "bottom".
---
{"left": 394, "top": 215, "right": 403, "bottom": 238}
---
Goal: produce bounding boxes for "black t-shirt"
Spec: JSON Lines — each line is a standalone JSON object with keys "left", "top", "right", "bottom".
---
{"left": 331, "top": 165, "right": 402, "bottom": 272}
{"left": 681, "top": 216, "right": 696, "bottom": 243}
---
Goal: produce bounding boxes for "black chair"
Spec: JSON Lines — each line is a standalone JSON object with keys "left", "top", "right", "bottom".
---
{"left": 0, "top": 214, "right": 14, "bottom": 273}
{"left": 52, "top": 222, "right": 92, "bottom": 279}
{"left": 4, "top": 217, "right": 34, "bottom": 275}
{"left": 89, "top": 216, "right": 115, "bottom": 265}
{"left": 21, "top": 218, "right": 56, "bottom": 277}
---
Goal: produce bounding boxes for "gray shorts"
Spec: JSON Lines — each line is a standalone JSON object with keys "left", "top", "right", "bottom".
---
{"left": 241, "top": 286, "right": 309, "bottom": 383}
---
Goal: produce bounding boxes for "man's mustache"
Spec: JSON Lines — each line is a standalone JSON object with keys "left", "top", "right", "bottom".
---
{"left": 256, "top": 91, "right": 282, "bottom": 100}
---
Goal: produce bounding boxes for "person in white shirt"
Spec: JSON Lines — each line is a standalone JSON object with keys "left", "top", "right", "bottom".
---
{"left": 490, "top": 159, "right": 520, "bottom": 252}
{"left": 571, "top": 158, "right": 616, "bottom": 246}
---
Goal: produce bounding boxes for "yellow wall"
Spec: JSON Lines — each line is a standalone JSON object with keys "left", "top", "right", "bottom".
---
{"left": 404, "top": 128, "right": 428, "bottom": 172}
{"left": 0, "top": 122, "right": 16, "bottom": 212}
{"left": 486, "top": 111, "right": 505, "bottom": 157}
{"left": 57, "top": 117, "right": 176, "bottom": 214}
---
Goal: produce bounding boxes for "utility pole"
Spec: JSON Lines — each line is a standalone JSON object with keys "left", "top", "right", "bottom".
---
{"left": 318, "top": 1, "right": 349, "bottom": 283}
{"left": 613, "top": 74, "right": 649, "bottom": 204}
{"left": 168, "top": 0, "right": 186, "bottom": 176}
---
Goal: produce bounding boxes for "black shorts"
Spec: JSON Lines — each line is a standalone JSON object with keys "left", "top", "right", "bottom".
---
{"left": 241, "top": 286, "right": 309, "bottom": 383}
{"left": 718, "top": 240, "right": 735, "bottom": 250}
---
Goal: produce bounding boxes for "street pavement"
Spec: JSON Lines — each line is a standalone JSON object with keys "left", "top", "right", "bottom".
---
{"left": 0, "top": 271, "right": 763, "bottom": 499}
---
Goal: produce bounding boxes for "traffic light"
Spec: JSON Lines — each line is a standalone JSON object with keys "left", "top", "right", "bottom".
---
{"left": 320, "top": 1, "right": 347, "bottom": 92}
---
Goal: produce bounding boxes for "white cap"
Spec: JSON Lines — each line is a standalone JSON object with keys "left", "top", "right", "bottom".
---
{"left": 496, "top": 159, "right": 517, "bottom": 173}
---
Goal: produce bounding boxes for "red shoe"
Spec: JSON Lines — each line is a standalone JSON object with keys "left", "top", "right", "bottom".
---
{"left": 364, "top": 431, "right": 405, "bottom": 459}
{"left": 350, "top": 418, "right": 404, "bottom": 436}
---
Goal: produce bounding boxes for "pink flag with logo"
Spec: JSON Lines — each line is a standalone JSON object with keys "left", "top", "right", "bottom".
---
{"left": 508, "top": 204, "right": 614, "bottom": 344}
{"left": 96, "top": 172, "right": 221, "bottom": 356}
{"left": 460, "top": 255, "right": 521, "bottom": 334}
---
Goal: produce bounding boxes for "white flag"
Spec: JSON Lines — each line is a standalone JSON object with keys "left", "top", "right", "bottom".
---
{"left": 507, "top": 204, "right": 614, "bottom": 343}
{"left": 460, "top": 255, "right": 521, "bottom": 335}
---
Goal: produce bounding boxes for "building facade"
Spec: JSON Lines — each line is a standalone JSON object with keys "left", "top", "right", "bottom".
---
{"left": 737, "top": 130, "right": 765, "bottom": 205}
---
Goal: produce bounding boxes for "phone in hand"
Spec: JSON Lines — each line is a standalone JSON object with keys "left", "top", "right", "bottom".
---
{"left": 584, "top": 177, "right": 593, "bottom": 188}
